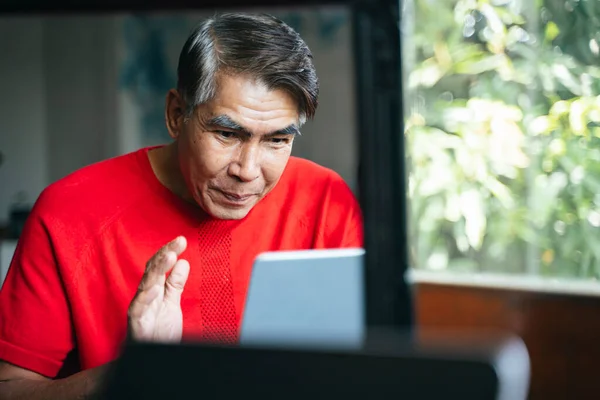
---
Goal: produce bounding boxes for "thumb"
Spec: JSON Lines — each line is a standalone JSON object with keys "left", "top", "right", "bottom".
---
{"left": 164, "top": 259, "right": 190, "bottom": 304}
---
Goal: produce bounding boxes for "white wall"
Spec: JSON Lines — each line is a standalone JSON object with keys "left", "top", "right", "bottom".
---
{"left": 44, "top": 16, "right": 119, "bottom": 183}
{"left": 0, "top": 17, "right": 48, "bottom": 225}
{"left": 0, "top": 16, "right": 120, "bottom": 226}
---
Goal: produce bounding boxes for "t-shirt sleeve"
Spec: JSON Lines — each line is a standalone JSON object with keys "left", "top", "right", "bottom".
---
{"left": 340, "top": 198, "right": 364, "bottom": 248}
{"left": 319, "top": 176, "right": 364, "bottom": 249}
{"left": 0, "top": 199, "right": 75, "bottom": 378}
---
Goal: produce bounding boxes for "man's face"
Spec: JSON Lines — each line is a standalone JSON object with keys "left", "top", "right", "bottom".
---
{"left": 167, "top": 74, "right": 300, "bottom": 220}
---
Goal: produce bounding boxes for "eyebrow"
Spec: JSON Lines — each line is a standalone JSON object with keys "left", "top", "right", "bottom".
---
{"left": 206, "top": 114, "right": 301, "bottom": 137}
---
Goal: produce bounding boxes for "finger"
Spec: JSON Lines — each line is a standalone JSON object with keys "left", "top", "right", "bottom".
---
{"left": 149, "top": 236, "right": 188, "bottom": 271}
{"left": 164, "top": 259, "right": 190, "bottom": 304}
{"left": 140, "top": 236, "right": 188, "bottom": 289}
{"left": 138, "top": 250, "right": 177, "bottom": 291}
{"left": 163, "top": 236, "right": 187, "bottom": 257}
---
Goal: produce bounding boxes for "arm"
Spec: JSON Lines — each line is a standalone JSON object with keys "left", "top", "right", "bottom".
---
{"left": 0, "top": 236, "right": 190, "bottom": 400}
{"left": 0, "top": 202, "right": 79, "bottom": 381}
{"left": 0, "top": 196, "right": 104, "bottom": 399}
{"left": 0, "top": 361, "right": 110, "bottom": 400}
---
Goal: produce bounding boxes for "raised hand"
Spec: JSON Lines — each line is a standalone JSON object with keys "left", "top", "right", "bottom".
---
{"left": 127, "top": 236, "right": 190, "bottom": 343}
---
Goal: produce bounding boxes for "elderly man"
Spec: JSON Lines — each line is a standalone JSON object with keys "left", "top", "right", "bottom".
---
{"left": 0, "top": 13, "right": 362, "bottom": 399}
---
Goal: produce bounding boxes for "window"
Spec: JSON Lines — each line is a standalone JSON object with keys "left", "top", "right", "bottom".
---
{"left": 404, "top": 0, "right": 600, "bottom": 279}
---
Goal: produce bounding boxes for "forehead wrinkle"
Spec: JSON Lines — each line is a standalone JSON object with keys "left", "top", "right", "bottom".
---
{"left": 233, "top": 103, "right": 298, "bottom": 121}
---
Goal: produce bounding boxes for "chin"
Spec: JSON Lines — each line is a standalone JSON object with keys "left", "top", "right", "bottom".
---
{"left": 200, "top": 200, "right": 256, "bottom": 220}
{"left": 203, "top": 203, "right": 254, "bottom": 220}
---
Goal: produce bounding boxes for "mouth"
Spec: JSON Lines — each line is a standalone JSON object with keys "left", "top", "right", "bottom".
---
{"left": 215, "top": 189, "right": 257, "bottom": 206}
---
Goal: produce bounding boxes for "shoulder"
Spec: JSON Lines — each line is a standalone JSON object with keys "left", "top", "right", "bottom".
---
{"left": 33, "top": 148, "right": 149, "bottom": 223}
{"left": 273, "top": 156, "right": 357, "bottom": 207}
{"left": 274, "top": 158, "right": 363, "bottom": 248}
{"left": 282, "top": 156, "right": 348, "bottom": 188}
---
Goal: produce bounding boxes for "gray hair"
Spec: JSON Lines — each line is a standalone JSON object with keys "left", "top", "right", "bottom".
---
{"left": 177, "top": 13, "right": 319, "bottom": 125}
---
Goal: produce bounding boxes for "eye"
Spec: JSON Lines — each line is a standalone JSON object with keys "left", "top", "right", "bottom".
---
{"left": 270, "top": 137, "right": 290, "bottom": 145}
{"left": 216, "top": 130, "right": 235, "bottom": 139}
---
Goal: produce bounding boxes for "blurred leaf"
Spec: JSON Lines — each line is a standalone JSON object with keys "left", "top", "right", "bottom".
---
{"left": 545, "top": 21, "right": 560, "bottom": 42}
{"left": 569, "top": 98, "right": 588, "bottom": 135}
{"left": 552, "top": 63, "right": 582, "bottom": 95}
{"left": 453, "top": 53, "right": 511, "bottom": 75}
{"left": 408, "top": 59, "right": 448, "bottom": 88}
{"left": 460, "top": 189, "right": 487, "bottom": 250}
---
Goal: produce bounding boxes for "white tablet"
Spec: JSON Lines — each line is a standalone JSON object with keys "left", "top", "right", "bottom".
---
{"left": 239, "top": 248, "right": 365, "bottom": 350}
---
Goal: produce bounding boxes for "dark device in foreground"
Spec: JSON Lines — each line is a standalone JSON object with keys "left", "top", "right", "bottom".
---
{"left": 103, "top": 332, "right": 529, "bottom": 400}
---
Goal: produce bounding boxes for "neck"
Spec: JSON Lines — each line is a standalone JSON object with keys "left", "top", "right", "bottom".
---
{"left": 148, "top": 142, "right": 194, "bottom": 204}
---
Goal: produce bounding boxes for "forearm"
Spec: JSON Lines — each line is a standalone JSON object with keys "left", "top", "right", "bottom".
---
{"left": 0, "top": 364, "right": 111, "bottom": 400}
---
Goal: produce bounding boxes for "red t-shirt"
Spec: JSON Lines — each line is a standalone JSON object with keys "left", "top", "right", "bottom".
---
{"left": 0, "top": 147, "right": 363, "bottom": 378}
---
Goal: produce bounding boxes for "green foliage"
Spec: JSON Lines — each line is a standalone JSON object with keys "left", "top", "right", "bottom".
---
{"left": 406, "top": 0, "right": 600, "bottom": 277}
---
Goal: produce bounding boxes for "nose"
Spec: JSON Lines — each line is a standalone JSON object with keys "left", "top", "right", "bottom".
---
{"left": 228, "top": 143, "right": 260, "bottom": 182}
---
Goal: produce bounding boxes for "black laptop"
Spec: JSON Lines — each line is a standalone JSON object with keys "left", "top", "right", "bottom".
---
{"left": 103, "top": 330, "right": 530, "bottom": 400}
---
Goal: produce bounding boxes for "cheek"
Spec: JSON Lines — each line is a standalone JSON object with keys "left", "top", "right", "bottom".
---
{"left": 262, "top": 147, "right": 292, "bottom": 184}
{"left": 181, "top": 133, "right": 231, "bottom": 183}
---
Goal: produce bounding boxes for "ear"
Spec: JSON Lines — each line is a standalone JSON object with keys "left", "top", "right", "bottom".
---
{"left": 165, "top": 89, "right": 187, "bottom": 139}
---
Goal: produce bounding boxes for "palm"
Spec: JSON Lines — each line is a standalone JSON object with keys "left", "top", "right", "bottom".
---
{"left": 139, "top": 283, "right": 183, "bottom": 342}
{"left": 128, "top": 237, "right": 190, "bottom": 343}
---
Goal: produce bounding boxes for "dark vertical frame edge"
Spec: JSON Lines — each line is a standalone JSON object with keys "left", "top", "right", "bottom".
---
{"left": 352, "top": 0, "right": 413, "bottom": 331}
